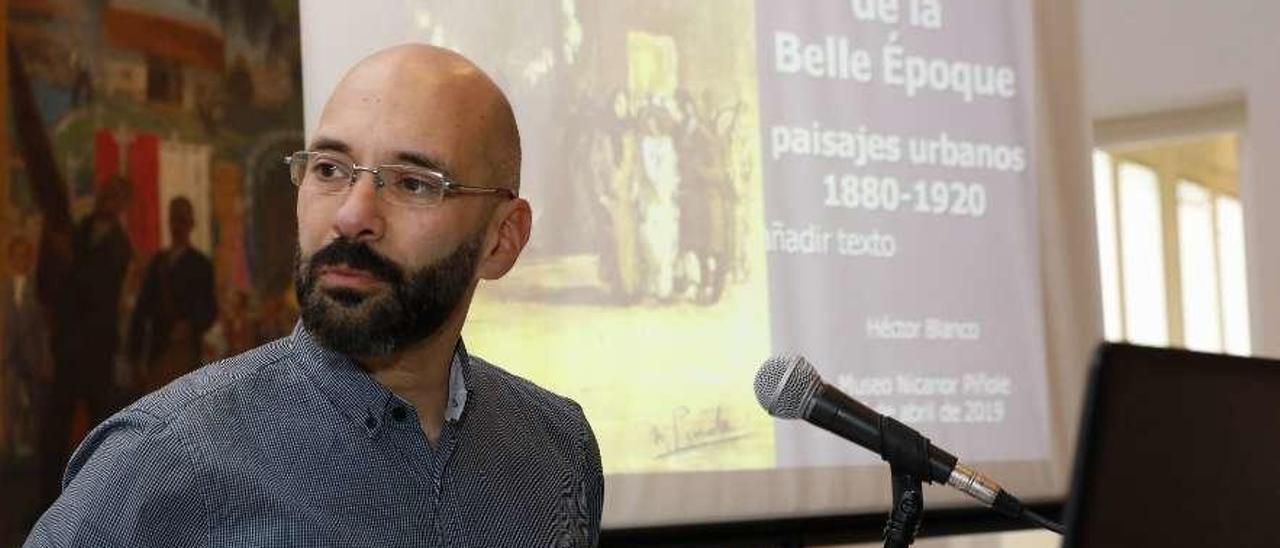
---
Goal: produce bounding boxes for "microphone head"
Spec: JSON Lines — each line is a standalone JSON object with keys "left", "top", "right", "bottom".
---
{"left": 754, "top": 354, "right": 822, "bottom": 419}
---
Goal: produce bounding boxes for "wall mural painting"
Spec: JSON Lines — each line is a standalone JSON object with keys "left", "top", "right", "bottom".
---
{"left": 0, "top": 1, "right": 304, "bottom": 540}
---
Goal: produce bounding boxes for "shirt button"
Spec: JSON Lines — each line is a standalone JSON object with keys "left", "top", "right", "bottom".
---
{"left": 392, "top": 406, "right": 408, "bottom": 422}
{"left": 364, "top": 415, "right": 378, "bottom": 430}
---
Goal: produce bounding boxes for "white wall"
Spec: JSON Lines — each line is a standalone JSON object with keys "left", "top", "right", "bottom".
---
{"left": 1082, "top": 0, "right": 1280, "bottom": 356}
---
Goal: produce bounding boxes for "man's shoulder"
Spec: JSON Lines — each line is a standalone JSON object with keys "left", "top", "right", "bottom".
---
{"left": 32, "top": 343, "right": 279, "bottom": 547}
{"left": 468, "top": 354, "right": 588, "bottom": 425}
{"left": 183, "top": 246, "right": 215, "bottom": 271}
{"left": 461, "top": 355, "right": 604, "bottom": 545}
{"left": 125, "top": 337, "right": 297, "bottom": 425}
{"left": 466, "top": 354, "right": 600, "bottom": 469}
{"left": 57, "top": 336, "right": 311, "bottom": 501}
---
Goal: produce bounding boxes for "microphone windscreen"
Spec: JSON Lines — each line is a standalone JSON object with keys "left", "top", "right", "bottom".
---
{"left": 754, "top": 354, "right": 822, "bottom": 419}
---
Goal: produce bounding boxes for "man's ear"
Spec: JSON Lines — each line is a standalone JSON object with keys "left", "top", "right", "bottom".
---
{"left": 476, "top": 197, "right": 531, "bottom": 280}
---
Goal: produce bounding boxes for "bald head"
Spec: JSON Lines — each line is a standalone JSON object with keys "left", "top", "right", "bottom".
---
{"left": 296, "top": 45, "right": 536, "bottom": 360}
{"left": 318, "top": 44, "right": 521, "bottom": 193}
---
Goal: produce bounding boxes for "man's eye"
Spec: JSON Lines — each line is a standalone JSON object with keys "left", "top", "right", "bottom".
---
{"left": 397, "top": 177, "right": 434, "bottom": 195}
{"left": 312, "top": 160, "right": 345, "bottom": 179}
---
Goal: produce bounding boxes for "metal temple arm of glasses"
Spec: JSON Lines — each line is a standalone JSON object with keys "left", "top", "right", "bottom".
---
{"left": 446, "top": 185, "right": 517, "bottom": 199}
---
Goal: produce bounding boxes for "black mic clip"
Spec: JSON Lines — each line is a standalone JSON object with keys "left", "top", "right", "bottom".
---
{"left": 880, "top": 416, "right": 930, "bottom": 548}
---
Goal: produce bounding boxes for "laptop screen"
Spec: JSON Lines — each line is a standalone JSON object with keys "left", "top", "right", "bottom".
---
{"left": 1063, "top": 343, "right": 1280, "bottom": 547}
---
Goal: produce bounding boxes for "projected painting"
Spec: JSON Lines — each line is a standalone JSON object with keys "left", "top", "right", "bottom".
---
{"left": 356, "top": 0, "right": 1049, "bottom": 478}
{"left": 298, "top": 0, "right": 1052, "bottom": 527}
{"left": 402, "top": 0, "right": 775, "bottom": 474}
{"left": 0, "top": 0, "right": 303, "bottom": 542}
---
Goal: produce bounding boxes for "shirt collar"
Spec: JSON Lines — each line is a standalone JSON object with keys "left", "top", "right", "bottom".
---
{"left": 445, "top": 343, "right": 469, "bottom": 422}
{"left": 289, "top": 322, "right": 470, "bottom": 436}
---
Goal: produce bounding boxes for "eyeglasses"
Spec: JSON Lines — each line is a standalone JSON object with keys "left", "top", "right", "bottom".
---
{"left": 284, "top": 150, "right": 515, "bottom": 208}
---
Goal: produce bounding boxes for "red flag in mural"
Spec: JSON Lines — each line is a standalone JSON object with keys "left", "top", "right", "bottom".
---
{"left": 126, "top": 133, "right": 161, "bottom": 256}
{"left": 94, "top": 129, "right": 162, "bottom": 256}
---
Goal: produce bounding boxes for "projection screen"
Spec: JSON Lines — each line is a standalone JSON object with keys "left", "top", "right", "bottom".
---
{"left": 300, "top": 0, "right": 1091, "bottom": 529}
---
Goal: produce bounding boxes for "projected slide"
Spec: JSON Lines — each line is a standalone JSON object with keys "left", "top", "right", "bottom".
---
{"left": 756, "top": 1, "right": 1047, "bottom": 467}
{"left": 307, "top": 0, "right": 1047, "bottom": 476}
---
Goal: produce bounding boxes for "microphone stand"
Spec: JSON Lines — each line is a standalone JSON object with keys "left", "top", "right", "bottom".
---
{"left": 879, "top": 417, "right": 929, "bottom": 547}
{"left": 883, "top": 466, "right": 923, "bottom": 547}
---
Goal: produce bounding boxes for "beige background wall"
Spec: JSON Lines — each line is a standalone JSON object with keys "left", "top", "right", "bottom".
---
{"left": 1083, "top": 0, "right": 1280, "bottom": 358}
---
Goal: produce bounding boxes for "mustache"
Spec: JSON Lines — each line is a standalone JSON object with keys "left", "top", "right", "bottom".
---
{"left": 305, "top": 238, "right": 404, "bottom": 284}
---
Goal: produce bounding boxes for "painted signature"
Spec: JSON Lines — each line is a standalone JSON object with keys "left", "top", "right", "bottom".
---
{"left": 650, "top": 404, "right": 750, "bottom": 458}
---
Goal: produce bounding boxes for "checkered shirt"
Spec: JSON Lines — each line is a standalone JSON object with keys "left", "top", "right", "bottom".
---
{"left": 24, "top": 323, "right": 603, "bottom": 547}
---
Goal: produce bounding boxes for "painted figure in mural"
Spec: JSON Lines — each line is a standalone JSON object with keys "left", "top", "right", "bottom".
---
{"left": 2, "top": 235, "right": 51, "bottom": 457}
{"left": 26, "top": 44, "right": 603, "bottom": 547}
{"left": 36, "top": 176, "right": 135, "bottom": 510}
{"left": 127, "top": 196, "right": 217, "bottom": 391}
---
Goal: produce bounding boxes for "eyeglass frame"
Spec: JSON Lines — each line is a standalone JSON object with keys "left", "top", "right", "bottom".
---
{"left": 283, "top": 150, "right": 516, "bottom": 208}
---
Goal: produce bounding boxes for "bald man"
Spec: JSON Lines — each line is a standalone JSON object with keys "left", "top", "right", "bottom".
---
{"left": 25, "top": 45, "right": 603, "bottom": 547}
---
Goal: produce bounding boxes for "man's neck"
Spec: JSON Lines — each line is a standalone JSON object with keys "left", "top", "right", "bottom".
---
{"left": 168, "top": 241, "right": 190, "bottom": 263}
{"left": 90, "top": 214, "right": 115, "bottom": 237}
{"left": 364, "top": 326, "right": 461, "bottom": 445}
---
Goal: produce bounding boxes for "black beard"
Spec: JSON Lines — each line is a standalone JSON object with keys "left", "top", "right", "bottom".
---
{"left": 295, "top": 236, "right": 480, "bottom": 357}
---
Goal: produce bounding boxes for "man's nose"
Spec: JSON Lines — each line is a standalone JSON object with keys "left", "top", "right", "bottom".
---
{"left": 331, "top": 172, "right": 386, "bottom": 242}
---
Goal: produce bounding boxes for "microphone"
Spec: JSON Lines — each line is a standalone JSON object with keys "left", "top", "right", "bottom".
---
{"left": 754, "top": 354, "right": 1062, "bottom": 533}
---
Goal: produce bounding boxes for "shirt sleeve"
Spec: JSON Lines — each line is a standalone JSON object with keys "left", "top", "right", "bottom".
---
{"left": 573, "top": 402, "right": 605, "bottom": 548}
{"left": 24, "top": 410, "right": 207, "bottom": 548}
